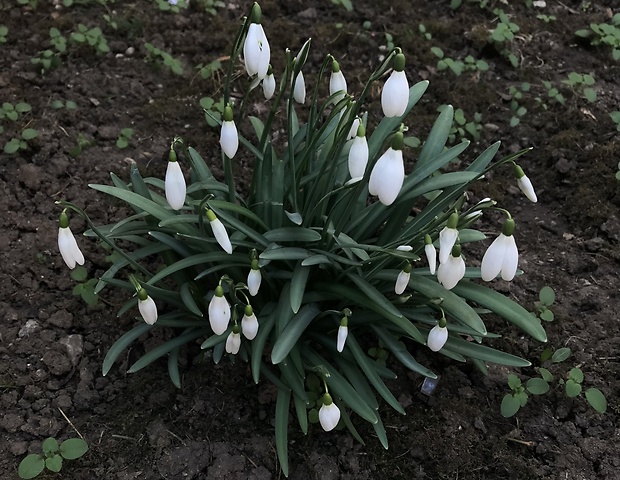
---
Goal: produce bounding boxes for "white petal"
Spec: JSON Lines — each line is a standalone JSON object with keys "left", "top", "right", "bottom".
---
{"left": 165, "top": 161, "right": 186, "bottom": 210}
{"left": 427, "top": 325, "right": 448, "bottom": 352}
{"left": 438, "top": 227, "right": 458, "bottom": 264}
{"left": 244, "top": 24, "right": 270, "bottom": 78}
{"left": 347, "top": 117, "right": 360, "bottom": 140}
{"left": 262, "top": 74, "right": 276, "bottom": 100}
{"left": 347, "top": 135, "right": 368, "bottom": 179}
{"left": 395, "top": 270, "right": 410, "bottom": 295}
{"left": 437, "top": 255, "right": 465, "bottom": 290}
{"left": 247, "top": 269, "right": 262, "bottom": 296}
{"left": 138, "top": 297, "right": 158, "bottom": 325}
{"left": 336, "top": 325, "right": 348, "bottom": 352}
{"left": 381, "top": 70, "right": 409, "bottom": 118}
{"left": 208, "top": 295, "right": 231, "bottom": 335}
{"left": 220, "top": 120, "right": 239, "bottom": 159}
{"left": 368, "top": 147, "right": 404, "bottom": 206}
{"left": 210, "top": 218, "right": 233, "bottom": 254}
{"left": 500, "top": 235, "right": 518, "bottom": 281}
{"left": 396, "top": 245, "right": 413, "bottom": 252}
{"left": 319, "top": 402, "right": 341, "bottom": 432}
{"left": 517, "top": 175, "right": 537, "bottom": 203}
{"left": 242, "top": 313, "right": 259, "bottom": 340}
{"left": 329, "top": 70, "right": 347, "bottom": 98}
{"left": 58, "top": 227, "right": 84, "bottom": 270}
{"left": 226, "top": 332, "right": 241, "bottom": 354}
{"left": 481, "top": 234, "right": 508, "bottom": 281}
{"left": 293, "top": 71, "right": 306, "bottom": 104}
{"left": 425, "top": 243, "right": 437, "bottom": 275}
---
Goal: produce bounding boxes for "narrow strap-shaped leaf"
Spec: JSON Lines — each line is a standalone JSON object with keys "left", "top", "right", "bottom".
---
{"left": 452, "top": 281, "right": 547, "bottom": 342}
{"left": 372, "top": 325, "right": 437, "bottom": 378}
{"left": 346, "top": 273, "right": 403, "bottom": 319}
{"left": 260, "top": 247, "right": 311, "bottom": 261}
{"left": 372, "top": 413, "right": 389, "bottom": 450}
{"left": 248, "top": 115, "right": 265, "bottom": 141}
{"left": 271, "top": 304, "right": 321, "bottom": 364}
{"left": 147, "top": 252, "right": 246, "bottom": 285}
{"left": 414, "top": 105, "right": 454, "bottom": 175}
{"left": 210, "top": 199, "right": 269, "bottom": 231}
{"left": 293, "top": 393, "right": 308, "bottom": 435}
{"left": 167, "top": 346, "right": 182, "bottom": 388}
{"left": 252, "top": 310, "right": 276, "bottom": 383}
{"left": 301, "top": 254, "right": 332, "bottom": 266}
{"left": 340, "top": 406, "right": 365, "bottom": 446}
{"left": 336, "top": 357, "right": 380, "bottom": 410}
{"left": 148, "top": 231, "right": 194, "bottom": 257}
{"left": 466, "top": 141, "right": 500, "bottom": 173}
{"left": 188, "top": 146, "right": 215, "bottom": 183}
{"left": 443, "top": 334, "right": 531, "bottom": 367}
{"left": 102, "top": 323, "right": 153, "bottom": 376}
{"left": 200, "top": 331, "right": 228, "bottom": 350}
{"left": 289, "top": 263, "right": 310, "bottom": 313}
{"left": 279, "top": 357, "right": 310, "bottom": 405}
{"left": 180, "top": 282, "right": 203, "bottom": 317}
{"left": 275, "top": 387, "right": 291, "bottom": 478}
{"left": 264, "top": 227, "right": 322, "bottom": 243}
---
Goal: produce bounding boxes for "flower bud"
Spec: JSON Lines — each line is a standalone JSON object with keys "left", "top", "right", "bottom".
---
{"left": 165, "top": 154, "right": 186, "bottom": 210}
{"left": 57, "top": 212, "right": 85, "bottom": 270}
{"left": 220, "top": 106, "right": 239, "bottom": 159}
{"left": 319, "top": 394, "right": 341, "bottom": 431}
{"left": 427, "top": 324, "right": 448, "bottom": 352}
{"left": 293, "top": 70, "right": 306, "bottom": 104}
{"left": 262, "top": 66, "right": 276, "bottom": 100}
{"left": 347, "top": 123, "right": 368, "bottom": 180}
{"left": 247, "top": 259, "right": 262, "bottom": 296}
{"left": 241, "top": 305, "right": 259, "bottom": 340}
{"left": 514, "top": 164, "right": 537, "bottom": 203}
{"left": 424, "top": 234, "right": 437, "bottom": 275}
{"left": 226, "top": 325, "right": 241, "bottom": 354}
{"left": 207, "top": 209, "right": 233, "bottom": 254}
{"left": 381, "top": 53, "right": 409, "bottom": 118}
{"left": 137, "top": 288, "right": 158, "bottom": 325}
{"left": 208, "top": 285, "right": 231, "bottom": 335}
{"left": 395, "top": 263, "right": 412, "bottom": 295}
{"left": 336, "top": 317, "right": 348, "bottom": 353}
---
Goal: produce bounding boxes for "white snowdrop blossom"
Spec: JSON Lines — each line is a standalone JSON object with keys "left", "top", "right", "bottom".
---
{"left": 243, "top": 5, "right": 270, "bottom": 79}
{"left": 427, "top": 324, "right": 448, "bottom": 352}
{"left": 57, "top": 212, "right": 85, "bottom": 270}
{"left": 241, "top": 305, "right": 259, "bottom": 340}
{"left": 336, "top": 317, "right": 348, "bottom": 353}
{"left": 247, "top": 261, "right": 262, "bottom": 296}
{"left": 207, "top": 209, "right": 232, "bottom": 254}
{"left": 137, "top": 289, "right": 158, "bottom": 325}
{"left": 293, "top": 70, "right": 306, "bottom": 104}
{"left": 262, "top": 69, "right": 276, "bottom": 100}
{"left": 438, "top": 213, "right": 459, "bottom": 264}
{"left": 208, "top": 285, "right": 231, "bottom": 335}
{"left": 395, "top": 263, "right": 411, "bottom": 295}
{"left": 219, "top": 106, "right": 239, "bottom": 159}
{"left": 424, "top": 234, "right": 437, "bottom": 275}
{"left": 368, "top": 132, "right": 405, "bottom": 206}
{"left": 514, "top": 164, "right": 537, "bottom": 203}
{"left": 347, "top": 123, "right": 368, "bottom": 180}
{"left": 329, "top": 59, "right": 347, "bottom": 101}
{"left": 437, "top": 245, "right": 465, "bottom": 290}
{"left": 481, "top": 218, "right": 519, "bottom": 281}
{"left": 381, "top": 53, "right": 409, "bottom": 118}
{"left": 319, "top": 394, "right": 341, "bottom": 432}
{"left": 226, "top": 328, "right": 241, "bottom": 355}
{"left": 165, "top": 152, "right": 186, "bottom": 210}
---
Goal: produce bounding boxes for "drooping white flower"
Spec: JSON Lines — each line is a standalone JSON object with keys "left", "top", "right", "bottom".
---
{"left": 243, "top": 5, "right": 270, "bottom": 79}
{"left": 424, "top": 234, "right": 437, "bottom": 275}
{"left": 381, "top": 53, "right": 409, "bottom": 118}
{"left": 262, "top": 68, "right": 276, "bottom": 100}
{"left": 329, "top": 59, "right": 347, "bottom": 101}
{"left": 514, "top": 164, "right": 537, "bottom": 203}
{"left": 293, "top": 70, "right": 306, "bottom": 104}
{"left": 57, "top": 212, "right": 85, "bottom": 270}
{"left": 220, "top": 106, "right": 239, "bottom": 159}
{"left": 437, "top": 245, "right": 466, "bottom": 290}
{"left": 165, "top": 151, "right": 186, "bottom": 210}
{"left": 226, "top": 327, "right": 242, "bottom": 354}
{"left": 481, "top": 218, "right": 519, "bottom": 281}
{"left": 336, "top": 317, "right": 348, "bottom": 353}
{"left": 427, "top": 324, "right": 448, "bottom": 352}
{"left": 395, "top": 263, "right": 411, "bottom": 295}
{"left": 347, "top": 123, "right": 368, "bottom": 180}
{"left": 241, "top": 305, "right": 259, "bottom": 340}
{"left": 137, "top": 289, "right": 158, "bottom": 325}
{"left": 207, "top": 209, "right": 232, "bottom": 254}
{"left": 368, "top": 132, "right": 405, "bottom": 206}
{"left": 319, "top": 394, "right": 341, "bottom": 431}
{"left": 247, "top": 260, "right": 262, "bottom": 296}
{"left": 438, "top": 213, "right": 459, "bottom": 264}
{"left": 208, "top": 285, "right": 230, "bottom": 335}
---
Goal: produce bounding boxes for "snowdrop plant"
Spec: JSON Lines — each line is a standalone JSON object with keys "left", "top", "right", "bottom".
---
{"left": 55, "top": 2, "right": 546, "bottom": 476}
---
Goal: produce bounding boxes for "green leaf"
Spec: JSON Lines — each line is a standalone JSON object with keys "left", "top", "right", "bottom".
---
{"left": 260, "top": 247, "right": 311, "bottom": 261}
{"left": 289, "top": 263, "right": 310, "bottom": 313}
{"left": 444, "top": 335, "right": 531, "bottom": 367}
{"left": 585, "top": 388, "right": 607, "bottom": 413}
{"left": 371, "top": 325, "right": 436, "bottom": 378}
{"left": 18, "top": 454, "right": 45, "bottom": 479}
{"left": 4, "top": 138, "right": 20, "bottom": 154}
{"left": 372, "top": 413, "right": 389, "bottom": 450}
{"left": 539, "top": 309, "right": 554, "bottom": 322}
{"left": 551, "top": 347, "right": 571, "bottom": 363}
{"left": 45, "top": 454, "right": 62, "bottom": 473}
{"left": 275, "top": 387, "right": 290, "bottom": 477}
{"left": 526, "top": 377, "right": 550, "bottom": 395}
{"left": 102, "top": 323, "right": 153, "bottom": 376}
{"left": 538, "top": 367, "right": 554, "bottom": 382}
{"left": 167, "top": 346, "right": 182, "bottom": 388}
{"left": 501, "top": 394, "right": 521, "bottom": 417}
{"left": 507, "top": 374, "right": 521, "bottom": 389}
{"left": 264, "top": 227, "right": 321, "bottom": 243}
{"left": 271, "top": 304, "right": 321, "bottom": 364}
{"left": 565, "top": 379, "right": 582, "bottom": 397}
{"left": 415, "top": 105, "right": 453, "bottom": 175}
{"left": 583, "top": 87, "right": 596, "bottom": 103}
{"left": 42, "top": 437, "right": 59, "bottom": 455}
{"left": 569, "top": 367, "right": 584, "bottom": 384}
{"left": 15, "top": 102, "right": 31, "bottom": 113}
{"left": 70, "top": 265, "right": 88, "bottom": 282}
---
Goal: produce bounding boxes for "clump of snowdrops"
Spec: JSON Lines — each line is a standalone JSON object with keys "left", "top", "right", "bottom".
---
{"left": 56, "top": 3, "right": 546, "bottom": 475}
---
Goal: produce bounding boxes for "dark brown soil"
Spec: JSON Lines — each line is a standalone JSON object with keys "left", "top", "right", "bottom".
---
{"left": 1, "top": 1, "right": 619, "bottom": 479}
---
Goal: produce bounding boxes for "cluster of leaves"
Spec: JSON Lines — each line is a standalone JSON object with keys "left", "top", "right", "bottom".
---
{"left": 562, "top": 72, "right": 596, "bottom": 103}
{"left": 71, "top": 266, "right": 99, "bottom": 305}
{"left": 508, "top": 83, "right": 529, "bottom": 127}
{"left": 70, "top": 24, "right": 110, "bottom": 54}
{"left": 116, "top": 127, "right": 133, "bottom": 149}
{"left": 0, "top": 102, "right": 38, "bottom": 154}
{"left": 144, "top": 42, "right": 184, "bottom": 75}
{"left": 532, "top": 285, "right": 555, "bottom": 322}
{"left": 438, "top": 105, "right": 482, "bottom": 143}
{"left": 18, "top": 438, "right": 88, "bottom": 479}
{"left": 31, "top": 27, "right": 66, "bottom": 73}
{"left": 431, "top": 47, "right": 489, "bottom": 76}
{"left": 576, "top": 14, "right": 620, "bottom": 61}
{"left": 0, "top": 25, "right": 7, "bottom": 43}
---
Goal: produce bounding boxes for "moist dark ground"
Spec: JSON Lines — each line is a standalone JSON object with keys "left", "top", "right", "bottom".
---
{"left": 1, "top": 0, "right": 619, "bottom": 479}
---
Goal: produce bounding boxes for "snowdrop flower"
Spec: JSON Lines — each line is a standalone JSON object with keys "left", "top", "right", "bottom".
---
{"left": 226, "top": 325, "right": 242, "bottom": 354}
{"left": 427, "top": 323, "right": 448, "bottom": 352}
{"left": 207, "top": 208, "right": 232, "bottom": 254}
{"left": 165, "top": 149, "right": 186, "bottom": 210}
{"left": 293, "top": 70, "right": 306, "bottom": 104}
{"left": 514, "top": 163, "right": 537, "bottom": 203}
{"left": 137, "top": 288, "right": 158, "bottom": 325}
{"left": 57, "top": 211, "right": 85, "bottom": 270}
{"left": 329, "top": 58, "right": 347, "bottom": 101}
{"left": 319, "top": 394, "right": 341, "bottom": 431}
{"left": 209, "top": 285, "right": 231, "bottom": 335}
{"left": 424, "top": 234, "right": 437, "bottom": 275}
{"left": 336, "top": 317, "right": 348, "bottom": 353}
{"left": 481, "top": 218, "right": 519, "bottom": 281}
{"left": 247, "top": 260, "right": 262, "bottom": 296}
{"left": 437, "top": 244, "right": 465, "bottom": 290}
{"left": 348, "top": 122, "right": 368, "bottom": 180}
{"left": 438, "top": 213, "right": 459, "bottom": 264}
{"left": 395, "top": 263, "right": 411, "bottom": 295}
{"left": 262, "top": 66, "right": 276, "bottom": 100}
{"left": 381, "top": 52, "right": 409, "bottom": 118}
{"left": 368, "top": 131, "right": 405, "bottom": 206}
{"left": 243, "top": 3, "right": 270, "bottom": 79}
{"left": 241, "top": 304, "right": 259, "bottom": 340}
{"left": 220, "top": 106, "right": 239, "bottom": 159}
{"left": 347, "top": 115, "right": 361, "bottom": 140}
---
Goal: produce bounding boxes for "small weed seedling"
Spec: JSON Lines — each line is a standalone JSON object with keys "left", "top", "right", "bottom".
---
{"left": 31, "top": 28, "right": 66, "bottom": 74}
{"left": 540, "top": 80, "right": 566, "bottom": 106}
{"left": 68, "top": 133, "right": 95, "bottom": 158}
{"left": 533, "top": 285, "right": 555, "bottom": 322}
{"left": 418, "top": 24, "right": 432, "bottom": 41}
{"left": 71, "top": 266, "right": 98, "bottom": 305}
{"left": 431, "top": 47, "right": 489, "bottom": 76}
{"left": 52, "top": 100, "right": 78, "bottom": 110}
{"left": 196, "top": 58, "right": 223, "bottom": 81}
{"left": 144, "top": 43, "right": 184, "bottom": 75}
{"left": 116, "top": 128, "right": 133, "bottom": 149}
{"left": 490, "top": 9, "right": 520, "bottom": 67}
{"left": 199, "top": 96, "right": 225, "bottom": 128}
{"left": 615, "top": 161, "right": 620, "bottom": 182}
{"left": 508, "top": 82, "right": 529, "bottom": 127}
{"left": 331, "top": 0, "right": 353, "bottom": 12}
{"left": 438, "top": 105, "right": 482, "bottom": 143}
{"left": 194, "top": 0, "right": 225, "bottom": 15}
{"left": 537, "top": 14, "right": 556, "bottom": 23}
{"left": 18, "top": 437, "right": 88, "bottom": 479}
{"left": 70, "top": 24, "right": 110, "bottom": 54}
{"left": 575, "top": 14, "right": 620, "bottom": 61}
{"left": 4, "top": 128, "right": 38, "bottom": 154}
{"left": 156, "top": 0, "right": 189, "bottom": 13}
{"left": 610, "top": 111, "right": 620, "bottom": 132}
{"left": 562, "top": 72, "right": 596, "bottom": 103}
{"left": 0, "top": 25, "right": 8, "bottom": 43}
